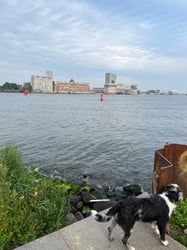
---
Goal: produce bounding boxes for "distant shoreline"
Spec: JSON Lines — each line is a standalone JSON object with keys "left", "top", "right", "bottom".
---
{"left": 0, "top": 91, "right": 186, "bottom": 95}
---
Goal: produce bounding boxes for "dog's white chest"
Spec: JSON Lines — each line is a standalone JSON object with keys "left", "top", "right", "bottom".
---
{"left": 159, "top": 194, "right": 176, "bottom": 217}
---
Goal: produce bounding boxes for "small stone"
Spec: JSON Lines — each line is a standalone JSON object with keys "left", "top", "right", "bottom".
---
{"left": 76, "top": 201, "right": 83, "bottom": 210}
{"left": 66, "top": 213, "right": 77, "bottom": 224}
{"left": 75, "top": 211, "right": 84, "bottom": 221}
{"left": 69, "top": 195, "right": 81, "bottom": 205}
{"left": 71, "top": 207, "right": 77, "bottom": 213}
{"left": 106, "top": 190, "right": 117, "bottom": 199}
{"left": 81, "top": 191, "right": 96, "bottom": 204}
{"left": 102, "top": 185, "right": 109, "bottom": 193}
{"left": 72, "top": 177, "right": 87, "bottom": 186}
{"left": 95, "top": 184, "right": 103, "bottom": 190}
{"left": 115, "top": 186, "right": 124, "bottom": 192}
{"left": 123, "top": 184, "right": 143, "bottom": 196}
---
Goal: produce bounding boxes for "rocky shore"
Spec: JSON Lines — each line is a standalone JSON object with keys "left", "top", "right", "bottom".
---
{"left": 66, "top": 183, "right": 143, "bottom": 224}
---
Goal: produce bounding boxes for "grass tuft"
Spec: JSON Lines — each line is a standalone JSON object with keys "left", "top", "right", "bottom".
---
{"left": 0, "top": 145, "right": 80, "bottom": 250}
{"left": 170, "top": 199, "right": 187, "bottom": 247}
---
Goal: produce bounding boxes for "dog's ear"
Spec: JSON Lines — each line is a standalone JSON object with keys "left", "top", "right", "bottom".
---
{"left": 164, "top": 184, "right": 180, "bottom": 192}
{"left": 161, "top": 184, "right": 171, "bottom": 193}
{"left": 165, "top": 184, "right": 173, "bottom": 191}
{"left": 163, "top": 184, "right": 183, "bottom": 202}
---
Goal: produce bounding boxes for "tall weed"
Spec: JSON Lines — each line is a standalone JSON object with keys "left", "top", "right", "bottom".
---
{"left": 0, "top": 145, "right": 76, "bottom": 250}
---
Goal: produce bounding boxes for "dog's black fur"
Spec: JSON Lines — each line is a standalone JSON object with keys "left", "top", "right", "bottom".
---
{"left": 91, "top": 184, "right": 183, "bottom": 250}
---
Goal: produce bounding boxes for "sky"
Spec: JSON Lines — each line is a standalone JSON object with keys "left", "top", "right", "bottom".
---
{"left": 0, "top": 0, "right": 187, "bottom": 92}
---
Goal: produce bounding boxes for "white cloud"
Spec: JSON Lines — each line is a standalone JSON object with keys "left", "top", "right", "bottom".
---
{"left": 0, "top": 0, "right": 187, "bottom": 91}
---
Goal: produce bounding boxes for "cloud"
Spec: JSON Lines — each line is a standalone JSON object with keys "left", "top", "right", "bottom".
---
{"left": 0, "top": 0, "right": 187, "bottom": 91}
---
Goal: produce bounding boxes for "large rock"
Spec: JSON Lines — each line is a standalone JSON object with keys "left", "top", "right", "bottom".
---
{"left": 71, "top": 207, "right": 78, "bottom": 214}
{"left": 74, "top": 211, "right": 84, "bottom": 221}
{"left": 76, "top": 201, "right": 83, "bottom": 210}
{"left": 81, "top": 191, "right": 96, "bottom": 204}
{"left": 106, "top": 187, "right": 123, "bottom": 200}
{"left": 106, "top": 190, "right": 117, "bottom": 199}
{"left": 66, "top": 213, "right": 77, "bottom": 224}
{"left": 115, "top": 186, "right": 124, "bottom": 192}
{"left": 69, "top": 195, "right": 82, "bottom": 205}
{"left": 123, "top": 184, "right": 143, "bottom": 196}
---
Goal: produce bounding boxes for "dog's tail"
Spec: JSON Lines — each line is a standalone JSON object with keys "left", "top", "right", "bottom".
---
{"left": 90, "top": 205, "right": 119, "bottom": 222}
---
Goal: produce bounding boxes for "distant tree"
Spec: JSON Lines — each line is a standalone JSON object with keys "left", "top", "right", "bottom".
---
{"left": 0, "top": 82, "right": 32, "bottom": 92}
{"left": 1, "top": 82, "right": 22, "bottom": 92}
{"left": 17, "top": 84, "right": 23, "bottom": 92}
{"left": 23, "top": 82, "right": 32, "bottom": 92}
{"left": 2, "top": 82, "right": 15, "bottom": 90}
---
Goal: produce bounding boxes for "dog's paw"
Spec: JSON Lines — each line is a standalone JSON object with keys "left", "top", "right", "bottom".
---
{"left": 108, "top": 236, "right": 115, "bottom": 242}
{"left": 151, "top": 223, "right": 160, "bottom": 235}
{"left": 127, "top": 245, "right": 135, "bottom": 250}
{"left": 91, "top": 210, "right": 97, "bottom": 216}
{"left": 124, "top": 242, "right": 135, "bottom": 250}
{"left": 108, "top": 227, "right": 115, "bottom": 241}
{"left": 154, "top": 228, "right": 160, "bottom": 235}
{"left": 161, "top": 240, "right": 169, "bottom": 246}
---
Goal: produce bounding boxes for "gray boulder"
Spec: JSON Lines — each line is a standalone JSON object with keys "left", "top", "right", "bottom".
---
{"left": 75, "top": 211, "right": 84, "bottom": 221}
{"left": 81, "top": 191, "right": 96, "bottom": 204}
{"left": 66, "top": 213, "right": 77, "bottom": 224}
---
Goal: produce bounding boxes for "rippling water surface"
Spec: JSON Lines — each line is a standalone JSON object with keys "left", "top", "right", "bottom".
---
{"left": 0, "top": 93, "right": 186, "bottom": 190}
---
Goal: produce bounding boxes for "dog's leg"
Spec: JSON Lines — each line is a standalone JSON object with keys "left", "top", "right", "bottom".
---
{"left": 126, "top": 244, "right": 135, "bottom": 250}
{"left": 151, "top": 222, "right": 160, "bottom": 235}
{"left": 122, "top": 230, "right": 135, "bottom": 250}
{"left": 157, "top": 221, "right": 169, "bottom": 246}
{"left": 108, "top": 217, "right": 117, "bottom": 241}
{"left": 122, "top": 232, "right": 130, "bottom": 246}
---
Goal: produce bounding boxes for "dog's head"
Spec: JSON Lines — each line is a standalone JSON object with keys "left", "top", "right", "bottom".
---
{"left": 163, "top": 183, "right": 183, "bottom": 203}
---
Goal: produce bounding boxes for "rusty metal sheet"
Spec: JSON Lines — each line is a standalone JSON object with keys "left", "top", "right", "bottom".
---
{"left": 152, "top": 143, "right": 187, "bottom": 197}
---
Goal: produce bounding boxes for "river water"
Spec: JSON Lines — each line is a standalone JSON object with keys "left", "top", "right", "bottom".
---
{"left": 0, "top": 93, "right": 186, "bottom": 191}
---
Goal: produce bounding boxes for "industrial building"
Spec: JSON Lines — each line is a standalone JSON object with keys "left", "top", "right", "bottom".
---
{"left": 31, "top": 70, "right": 53, "bottom": 93}
{"left": 104, "top": 72, "right": 138, "bottom": 94}
{"left": 31, "top": 71, "right": 93, "bottom": 94}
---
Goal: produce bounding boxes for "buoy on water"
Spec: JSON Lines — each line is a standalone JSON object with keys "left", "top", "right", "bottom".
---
{"left": 23, "top": 90, "right": 29, "bottom": 96}
{"left": 100, "top": 93, "right": 104, "bottom": 101}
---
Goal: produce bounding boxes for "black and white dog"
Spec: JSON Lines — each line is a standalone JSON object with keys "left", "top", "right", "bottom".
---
{"left": 91, "top": 184, "right": 183, "bottom": 250}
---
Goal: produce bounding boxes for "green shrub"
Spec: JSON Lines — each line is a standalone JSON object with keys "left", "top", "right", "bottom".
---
{"left": 170, "top": 200, "right": 187, "bottom": 247}
{"left": 0, "top": 145, "right": 79, "bottom": 250}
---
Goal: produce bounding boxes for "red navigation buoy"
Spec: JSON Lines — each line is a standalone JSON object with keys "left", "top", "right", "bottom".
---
{"left": 23, "top": 90, "right": 29, "bottom": 96}
{"left": 100, "top": 93, "right": 104, "bottom": 101}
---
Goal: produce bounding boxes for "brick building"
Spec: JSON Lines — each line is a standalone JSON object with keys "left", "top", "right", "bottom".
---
{"left": 54, "top": 79, "right": 94, "bottom": 94}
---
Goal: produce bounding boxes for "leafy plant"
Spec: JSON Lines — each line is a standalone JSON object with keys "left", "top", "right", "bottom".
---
{"left": 170, "top": 200, "right": 187, "bottom": 247}
{"left": 0, "top": 145, "right": 79, "bottom": 250}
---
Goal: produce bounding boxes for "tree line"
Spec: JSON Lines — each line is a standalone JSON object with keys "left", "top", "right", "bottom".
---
{"left": 0, "top": 82, "right": 32, "bottom": 92}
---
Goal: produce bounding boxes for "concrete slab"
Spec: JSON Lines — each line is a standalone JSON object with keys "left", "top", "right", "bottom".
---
{"left": 15, "top": 210, "right": 186, "bottom": 250}
{"left": 15, "top": 230, "right": 71, "bottom": 250}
